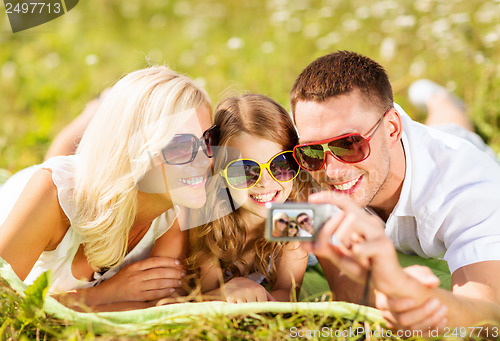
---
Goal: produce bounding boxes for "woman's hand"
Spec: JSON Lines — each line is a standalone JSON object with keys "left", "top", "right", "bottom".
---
{"left": 221, "top": 277, "right": 277, "bottom": 303}
{"left": 87, "top": 256, "right": 186, "bottom": 305}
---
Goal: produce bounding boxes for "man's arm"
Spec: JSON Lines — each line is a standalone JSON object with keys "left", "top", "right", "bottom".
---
{"left": 444, "top": 261, "right": 500, "bottom": 325}
{"left": 452, "top": 261, "right": 500, "bottom": 302}
{"left": 377, "top": 261, "right": 500, "bottom": 329}
{"left": 302, "top": 191, "right": 500, "bottom": 331}
{"left": 377, "top": 263, "right": 500, "bottom": 330}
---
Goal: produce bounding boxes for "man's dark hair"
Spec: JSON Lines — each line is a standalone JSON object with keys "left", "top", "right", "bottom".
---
{"left": 296, "top": 212, "right": 309, "bottom": 222}
{"left": 290, "top": 50, "right": 394, "bottom": 117}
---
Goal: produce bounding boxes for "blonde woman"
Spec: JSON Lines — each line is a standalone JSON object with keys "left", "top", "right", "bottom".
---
{"left": 272, "top": 211, "right": 289, "bottom": 237}
{"left": 0, "top": 66, "right": 215, "bottom": 311}
{"left": 187, "top": 94, "right": 308, "bottom": 303}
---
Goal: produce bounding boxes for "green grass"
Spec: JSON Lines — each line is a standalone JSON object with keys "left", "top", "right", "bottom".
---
{"left": 2, "top": 0, "right": 500, "bottom": 339}
{"left": 2, "top": 0, "right": 500, "bottom": 171}
{"left": 0, "top": 279, "right": 422, "bottom": 341}
{"left": 0, "top": 276, "right": 372, "bottom": 341}
{"left": 1, "top": 277, "right": 495, "bottom": 340}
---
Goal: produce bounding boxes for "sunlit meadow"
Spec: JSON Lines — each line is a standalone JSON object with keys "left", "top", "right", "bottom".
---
{"left": 2, "top": 0, "right": 500, "bottom": 173}
{"left": 1, "top": 0, "right": 500, "bottom": 339}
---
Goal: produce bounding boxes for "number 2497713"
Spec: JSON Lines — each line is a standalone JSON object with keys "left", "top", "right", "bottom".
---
{"left": 442, "top": 326, "right": 498, "bottom": 338}
{"left": 5, "top": 2, "right": 62, "bottom": 14}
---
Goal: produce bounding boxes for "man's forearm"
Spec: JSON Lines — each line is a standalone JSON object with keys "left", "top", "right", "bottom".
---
{"left": 393, "top": 278, "right": 500, "bottom": 328}
{"left": 434, "top": 288, "right": 500, "bottom": 327}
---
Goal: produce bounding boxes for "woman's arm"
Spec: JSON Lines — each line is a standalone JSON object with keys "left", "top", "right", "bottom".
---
{"left": 53, "top": 255, "right": 186, "bottom": 311}
{"left": 0, "top": 169, "right": 68, "bottom": 280}
{"left": 150, "top": 208, "right": 189, "bottom": 261}
{"left": 270, "top": 242, "right": 308, "bottom": 302}
{"left": 148, "top": 212, "right": 189, "bottom": 298}
{"left": 0, "top": 169, "right": 186, "bottom": 311}
{"left": 77, "top": 212, "right": 189, "bottom": 310}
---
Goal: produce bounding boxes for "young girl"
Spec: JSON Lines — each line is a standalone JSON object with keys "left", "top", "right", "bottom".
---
{"left": 287, "top": 220, "right": 299, "bottom": 237}
{"left": 187, "top": 93, "right": 308, "bottom": 303}
{"left": 0, "top": 66, "right": 216, "bottom": 311}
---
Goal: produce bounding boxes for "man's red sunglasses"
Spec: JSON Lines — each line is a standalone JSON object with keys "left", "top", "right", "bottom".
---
{"left": 293, "top": 109, "right": 390, "bottom": 171}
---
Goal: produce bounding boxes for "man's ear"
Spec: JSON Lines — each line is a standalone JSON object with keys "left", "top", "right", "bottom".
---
{"left": 385, "top": 108, "right": 403, "bottom": 145}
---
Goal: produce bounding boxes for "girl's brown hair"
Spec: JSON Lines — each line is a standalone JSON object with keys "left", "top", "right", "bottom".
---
{"left": 187, "top": 93, "right": 304, "bottom": 288}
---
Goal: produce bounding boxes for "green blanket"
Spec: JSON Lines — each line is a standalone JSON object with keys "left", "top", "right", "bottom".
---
{"left": 0, "top": 253, "right": 450, "bottom": 334}
{"left": 0, "top": 257, "right": 381, "bottom": 334}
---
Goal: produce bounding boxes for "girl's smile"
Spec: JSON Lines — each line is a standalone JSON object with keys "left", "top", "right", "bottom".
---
{"left": 225, "top": 133, "right": 294, "bottom": 219}
{"left": 248, "top": 190, "right": 281, "bottom": 205}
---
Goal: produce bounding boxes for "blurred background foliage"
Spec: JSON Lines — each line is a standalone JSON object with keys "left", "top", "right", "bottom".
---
{"left": 1, "top": 0, "right": 500, "bottom": 172}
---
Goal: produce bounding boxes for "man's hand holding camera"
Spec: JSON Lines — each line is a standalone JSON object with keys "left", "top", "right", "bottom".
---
{"left": 301, "top": 191, "right": 448, "bottom": 332}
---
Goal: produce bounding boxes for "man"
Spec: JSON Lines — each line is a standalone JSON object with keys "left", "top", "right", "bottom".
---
{"left": 297, "top": 212, "right": 314, "bottom": 235}
{"left": 291, "top": 51, "right": 500, "bottom": 331}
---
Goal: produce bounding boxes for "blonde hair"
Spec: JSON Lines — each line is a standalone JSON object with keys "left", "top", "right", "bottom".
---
{"left": 187, "top": 93, "right": 302, "bottom": 287}
{"left": 72, "top": 66, "right": 212, "bottom": 271}
{"left": 272, "top": 212, "right": 289, "bottom": 237}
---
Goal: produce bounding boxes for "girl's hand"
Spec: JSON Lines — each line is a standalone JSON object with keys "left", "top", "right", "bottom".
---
{"left": 222, "top": 277, "right": 277, "bottom": 303}
{"left": 89, "top": 256, "right": 186, "bottom": 305}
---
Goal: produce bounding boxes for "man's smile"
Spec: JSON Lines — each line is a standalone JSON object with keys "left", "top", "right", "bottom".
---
{"left": 328, "top": 175, "right": 363, "bottom": 194}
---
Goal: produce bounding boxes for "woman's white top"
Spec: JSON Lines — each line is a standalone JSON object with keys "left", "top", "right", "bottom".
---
{"left": 0, "top": 155, "right": 178, "bottom": 294}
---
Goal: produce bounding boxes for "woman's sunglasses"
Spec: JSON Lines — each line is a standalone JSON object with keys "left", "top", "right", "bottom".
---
{"left": 162, "top": 125, "right": 219, "bottom": 165}
{"left": 293, "top": 110, "right": 389, "bottom": 171}
{"left": 220, "top": 150, "right": 300, "bottom": 190}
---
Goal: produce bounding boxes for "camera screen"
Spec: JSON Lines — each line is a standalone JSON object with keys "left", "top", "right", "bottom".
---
{"left": 271, "top": 208, "right": 315, "bottom": 239}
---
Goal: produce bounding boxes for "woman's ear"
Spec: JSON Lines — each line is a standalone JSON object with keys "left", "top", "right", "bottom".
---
{"left": 219, "top": 173, "right": 228, "bottom": 188}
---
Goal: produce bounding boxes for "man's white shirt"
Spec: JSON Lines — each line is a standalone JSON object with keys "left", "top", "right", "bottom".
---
{"left": 384, "top": 104, "right": 500, "bottom": 273}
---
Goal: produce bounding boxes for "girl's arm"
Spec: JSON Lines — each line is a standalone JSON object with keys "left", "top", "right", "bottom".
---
{"left": 197, "top": 261, "right": 226, "bottom": 300}
{"left": 196, "top": 242, "right": 308, "bottom": 303}
{"left": 269, "top": 242, "right": 308, "bottom": 302}
{"left": 199, "top": 262, "right": 274, "bottom": 303}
